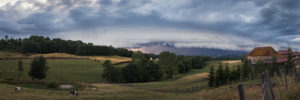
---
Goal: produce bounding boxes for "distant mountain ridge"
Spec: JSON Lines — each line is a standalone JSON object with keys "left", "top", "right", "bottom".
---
{"left": 129, "top": 41, "right": 247, "bottom": 56}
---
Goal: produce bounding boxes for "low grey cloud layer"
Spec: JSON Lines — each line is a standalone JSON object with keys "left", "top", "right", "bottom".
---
{"left": 0, "top": 0, "right": 299, "bottom": 51}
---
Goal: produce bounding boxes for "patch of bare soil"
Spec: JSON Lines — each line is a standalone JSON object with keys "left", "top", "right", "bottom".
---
{"left": 180, "top": 73, "right": 209, "bottom": 81}
{"left": 221, "top": 60, "right": 241, "bottom": 64}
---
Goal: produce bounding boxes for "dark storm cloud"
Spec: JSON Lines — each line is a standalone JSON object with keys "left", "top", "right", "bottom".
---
{"left": 17, "top": 13, "right": 60, "bottom": 33}
{"left": 250, "top": 0, "right": 300, "bottom": 42}
{"left": 0, "top": 0, "right": 299, "bottom": 50}
{"left": 0, "top": 20, "right": 19, "bottom": 34}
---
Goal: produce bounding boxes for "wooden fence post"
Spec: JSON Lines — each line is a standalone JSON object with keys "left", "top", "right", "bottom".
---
{"left": 238, "top": 84, "right": 245, "bottom": 100}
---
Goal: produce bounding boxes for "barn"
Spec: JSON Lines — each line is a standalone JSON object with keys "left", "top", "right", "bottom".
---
{"left": 247, "top": 46, "right": 285, "bottom": 64}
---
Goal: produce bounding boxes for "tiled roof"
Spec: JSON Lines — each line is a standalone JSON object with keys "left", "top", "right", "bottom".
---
{"left": 248, "top": 46, "right": 278, "bottom": 56}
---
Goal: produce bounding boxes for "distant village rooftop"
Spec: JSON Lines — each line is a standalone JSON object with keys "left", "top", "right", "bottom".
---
{"left": 247, "top": 46, "right": 300, "bottom": 64}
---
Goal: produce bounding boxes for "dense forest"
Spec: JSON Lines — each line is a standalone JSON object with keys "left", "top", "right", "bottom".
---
{"left": 0, "top": 35, "right": 134, "bottom": 57}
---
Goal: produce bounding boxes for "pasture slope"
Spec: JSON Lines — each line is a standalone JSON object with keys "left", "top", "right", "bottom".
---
{"left": 0, "top": 53, "right": 299, "bottom": 100}
{"left": 0, "top": 51, "right": 131, "bottom": 64}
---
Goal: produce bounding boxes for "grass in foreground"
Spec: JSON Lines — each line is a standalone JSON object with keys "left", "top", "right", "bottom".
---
{"left": 4, "top": 60, "right": 281, "bottom": 100}
{"left": 1, "top": 77, "right": 299, "bottom": 100}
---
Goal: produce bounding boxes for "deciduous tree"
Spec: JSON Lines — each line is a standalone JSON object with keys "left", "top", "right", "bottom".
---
{"left": 29, "top": 56, "right": 49, "bottom": 80}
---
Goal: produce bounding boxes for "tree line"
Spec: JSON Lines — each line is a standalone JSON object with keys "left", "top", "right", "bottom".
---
{"left": 208, "top": 47, "right": 296, "bottom": 87}
{"left": 102, "top": 51, "right": 211, "bottom": 83}
{"left": 208, "top": 63, "right": 242, "bottom": 87}
{"left": 0, "top": 35, "right": 134, "bottom": 57}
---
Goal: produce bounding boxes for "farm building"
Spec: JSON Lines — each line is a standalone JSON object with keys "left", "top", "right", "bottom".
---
{"left": 247, "top": 46, "right": 300, "bottom": 65}
{"left": 247, "top": 47, "right": 285, "bottom": 64}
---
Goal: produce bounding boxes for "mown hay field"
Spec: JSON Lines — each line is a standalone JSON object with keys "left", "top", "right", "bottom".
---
{"left": 0, "top": 52, "right": 131, "bottom": 64}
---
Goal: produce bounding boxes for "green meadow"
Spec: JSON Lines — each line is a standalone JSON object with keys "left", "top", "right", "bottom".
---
{"left": 0, "top": 58, "right": 299, "bottom": 100}
{"left": 0, "top": 59, "right": 118, "bottom": 83}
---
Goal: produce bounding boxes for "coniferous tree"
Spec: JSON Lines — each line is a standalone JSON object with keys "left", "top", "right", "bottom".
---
{"left": 242, "top": 59, "right": 251, "bottom": 80}
{"left": 236, "top": 65, "right": 241, "bottom": 81}
{"left": 230, "top": 67, "right": 236, "bottom": 82}
{"left": 284, "top": 47, "right": 295, "bottom": 74}
{"left": 215, "top": 63, "right": 224, "bottom": 87}
{"left": 224, "top": 63, "right": 230, "bottom": 84}
{"left": 208, "top": 66, "right": 215, "bottom": 87}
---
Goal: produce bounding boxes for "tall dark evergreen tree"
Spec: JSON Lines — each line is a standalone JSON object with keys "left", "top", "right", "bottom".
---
{"left": 229, "top": 67, "right": 236, "bottom": 82}
{"left": 208, "top": 66, "right": 215, "bottom": 87}
{"left": 284, "top": 47, "right": 295, "bottom": 74}
{"left": 224, "top": 63, "right": 230, "bottom": 84}
{"left": 242, "top": 59, "right": 251, "bottom": 80}
{"left": 215, "top": 63, "right": 224, "bottom": 87}
{"left": 236, "top": 65, "right": 241, "bottom": 81}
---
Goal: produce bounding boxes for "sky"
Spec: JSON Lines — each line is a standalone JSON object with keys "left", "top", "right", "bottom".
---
{"left": 0, "top": 0, "right": 299, "bottom": 51}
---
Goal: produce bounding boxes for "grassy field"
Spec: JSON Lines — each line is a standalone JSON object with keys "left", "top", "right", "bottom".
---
{"left": 0, "top": 58, "right": 298, "bottom": 100}
{"left": 0, "top": 60, "right": 244, "bottom": 100}
{"left": 0, "top": 59, "right": 118, "bottom": 83}
{"left": 1, "top": 80, "right": 298, "bottom": 100}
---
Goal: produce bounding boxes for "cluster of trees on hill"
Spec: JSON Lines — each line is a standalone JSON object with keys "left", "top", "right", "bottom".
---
{"left": 208, "top": 48, "right": 296, "bottom": 87}
{"left": 208, "top": 63, "right": 242, "bottom": 87}
{"left": 102, "top": 51, "right": 211, "bottom": 83}
{"left": 0, "top": 35, "right": 134, "bottom": 57}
